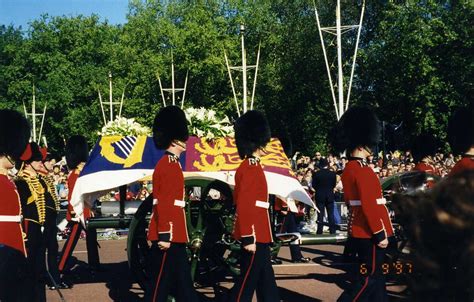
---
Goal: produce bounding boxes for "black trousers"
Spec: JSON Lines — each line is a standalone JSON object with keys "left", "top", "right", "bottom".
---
{"left": 0, "top": 245, "right": 29, "bottom": 301}
{"left": 58, "top": 220, "right": 100, "bottom": 272}
{"left": 316, "top": 199, "right": 336, "bottom": 234}
{"left": 146, "top": 243, "right": 198, "bottom": 302}
{"left": 228, "top": 243, "right": 279, "bottom": 302}
{"left": 24, "top": 220, "right": 46, "bottom": 301}
{"left": 280, "top": 212, "right": 304, "bottom": 261}
{"left": 40, "top": 209, "right": 60, "bottom": 283}
{"left": 338, "top": 238, "right": 388, "bottom": 302}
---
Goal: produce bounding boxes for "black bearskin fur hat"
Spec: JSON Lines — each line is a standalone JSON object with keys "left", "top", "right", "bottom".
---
{"left": 448, "top": 105, "right": 474, "bottom": 155}
{"left": 0, "top": 109, "right": 30, "bottom": 159}
{"left": 331, "top": 106, "right": 380, "bottom": 154}
{"left": 411, "top": 133, "right": 439, "bottom": 163}
{"left": 153, "top": 106, "right": 189, "bottom": 150}
{"left": 66, "top": 135, "right": 89, "bottom": 170}
{"left": 234, "top": 110, "right": 271, "bottom": 159}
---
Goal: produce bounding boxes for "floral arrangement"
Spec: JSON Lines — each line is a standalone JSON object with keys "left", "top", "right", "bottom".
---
{"left": 184, "top": 107, "right": 234, "bottom": 140}
{"left": 98, "top": 116, "right": 151, "bottom": 136}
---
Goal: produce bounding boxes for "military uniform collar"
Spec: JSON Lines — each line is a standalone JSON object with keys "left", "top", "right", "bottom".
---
{"left": 165, "top": 151, "right": 180, "bottom": 163}
{"left": 347, "top": 156, "right": 366, "bottom": 166}
{"left": 247, "top": 155, "right": 261, "bottom": 165}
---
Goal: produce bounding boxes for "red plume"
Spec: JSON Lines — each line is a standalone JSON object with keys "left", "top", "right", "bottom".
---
{"left": 20, "top": 143, "right": 32, "bottom": 161}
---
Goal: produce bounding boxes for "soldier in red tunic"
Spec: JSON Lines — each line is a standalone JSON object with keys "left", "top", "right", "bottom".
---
{"left": 411, "top": 133, "right": 439, "bottom": 188}
{"left": 228, "top": 110, "right": 280, "bottom": 302}
{"left": 146, "top": 106, "right": 198, "bottom": 302}
{"left": 411, "top": 133, "right": 439, "bottom": 175}
{"left": 0, "top": 109, "right": 31, "bottom": 301}
{"left": 58, "top": 135, "right": 100, "bottom": 274}
{"left": 332, "top": 106, "right": 394, "bottom": 302}
{"left": 447, "top": 105, "right": 474, "bottom": 176}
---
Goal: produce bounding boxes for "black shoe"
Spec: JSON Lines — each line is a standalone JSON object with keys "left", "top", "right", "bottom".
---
{"left": 292, "top": 257, "right": 311, "bottom": 263}
{"left": 58, "top": 281, "right": 71, "bottom": 289}
{"left": 271, "top": 258, "right": 282, "bottom": 265}
{"left": 90, "top": 264, "right": 106, "bottom": 273}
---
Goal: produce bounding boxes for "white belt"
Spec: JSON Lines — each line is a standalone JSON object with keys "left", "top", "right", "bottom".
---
{"left": 349, "top": 200, "right": 361, "bottom": 206}
{"left": 0, "top": 215, "right": 22, "bottom": 222}
{"left": 255, "top": 200, "right": 270, "bottom": 209}
{"left": 349, "top": 198, "right": 386, "bottom": 206}
{"left": 174, "top": 199, "right": 186, "bottom": 208}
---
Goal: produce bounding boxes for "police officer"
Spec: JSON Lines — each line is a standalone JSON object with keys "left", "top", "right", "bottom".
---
{"left": 146, "top": 106, "right": 198, "bottom": 302}
{"left": 228, "top": 110, "right": 280, "bottom": 302}
{"left": 332, "top": 106, "right": 394, "bottom": 302}
{"left": 58, "top": 135, "right": 100, "bottom": 274}
{"left": 15, "top": 142, "right": 48, "bottom": 301}
{"left": 0, "top": 109, "right": 30, "bottom": 301}
{"left": 447, "top": 105, "right": 474, "bottom": 176}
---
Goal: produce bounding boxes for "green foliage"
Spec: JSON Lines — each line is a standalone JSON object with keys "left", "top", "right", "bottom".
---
{"left": 0, "top": 0, "right": 471, "bottom": 156}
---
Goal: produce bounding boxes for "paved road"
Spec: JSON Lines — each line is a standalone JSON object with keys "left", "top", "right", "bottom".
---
{"left": 46, "top": 238, "right": 407, "bottom": 301}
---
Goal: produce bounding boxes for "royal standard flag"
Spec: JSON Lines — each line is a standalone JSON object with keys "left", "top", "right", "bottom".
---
{"left": 71, "top": 136, "right": 314, "bottom": 222}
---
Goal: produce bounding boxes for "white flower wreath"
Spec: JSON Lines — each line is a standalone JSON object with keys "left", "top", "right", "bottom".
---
{"left": 184, "top": 107, "right": 234, "bottom": 139}
{"left": 98, "top": 117, "right": 151, "bottom": 136}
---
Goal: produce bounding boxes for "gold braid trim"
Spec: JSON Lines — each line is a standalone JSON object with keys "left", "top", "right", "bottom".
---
{"left": 42, "top": 175, "right": 60, "bottom": 211}
{"left": 18, "top": 170, "right": 46, "bottom": 225}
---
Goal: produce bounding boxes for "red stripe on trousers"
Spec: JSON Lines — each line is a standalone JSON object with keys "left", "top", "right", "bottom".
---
{"left": 237, "top": 252, "right": 256, "bottom": 302}
{"left": 353, "top": 244, "right": 376, "bottom": 302}
{"left": 58, "top": 223, "right": 79, "bottom": 271}
{"left": 152, "top": 251, "right": 168, "bottom": 302}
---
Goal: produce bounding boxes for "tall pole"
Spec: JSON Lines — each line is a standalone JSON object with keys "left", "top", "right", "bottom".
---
{"left": 241, "top": 24, "right": 248, "bottom": 113}
{"left": 313, "top": 0, "right": 365, "bottom": 120}
{"left": 109, "top": 72, "right": 113, "bottom": 122}
{"left": 336, "top": 0, "right": 344, "bottom": 117}
{"left": 32, "top": 85, "right": 37, "bottom": 142}
{"left": 171, "top": 52, "right": 176, "bottom": 106}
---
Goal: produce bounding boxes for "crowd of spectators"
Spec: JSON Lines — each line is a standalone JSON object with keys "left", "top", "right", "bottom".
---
{"left": 292, "top": 150, "right": 458, "bottom": 185}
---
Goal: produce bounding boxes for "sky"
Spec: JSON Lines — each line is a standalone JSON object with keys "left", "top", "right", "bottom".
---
{"left": 0, "top": 0, "right": 129, "bottom": 29}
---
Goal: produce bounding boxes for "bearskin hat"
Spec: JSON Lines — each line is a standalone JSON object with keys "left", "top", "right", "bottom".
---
{"left": 65, "top": 135, "right": 89, "bottom": 169}
{"left": 234, "top": 110, "right": 271, "bottom": 159}
{"left": 0, "top": 109, "right": 31, "bottom": 159}
{"left": 153, "top": 106, "right": 189, "bottom": 150}
{"left": 411, "top": 133, "right": 439, "bottom": 163}
{"left": 448, "top": 105, "right": 474, "bottom": 155}
{"left": 331, "top": 106, "right": 380, "bottom": 154}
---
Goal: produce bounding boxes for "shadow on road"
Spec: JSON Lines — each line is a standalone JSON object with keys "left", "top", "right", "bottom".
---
{"left": 62, "top": 258, "right": 143, "bottom": 301}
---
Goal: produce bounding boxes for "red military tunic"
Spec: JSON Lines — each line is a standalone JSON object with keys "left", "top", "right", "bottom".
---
{"left": 148, "top": 152, "right": 188, "bottom": 243}
{"left": 233, "top": 157, "right": 273, "bottom": 245}
{"left": 448, "top": 156, "right": 474, "bottom": 176}
{"left": 413, "top": 162, "right": 437, "bottom": 174}
{"left": 0, "top": 174, "right": 27, "bottom": 256}
{"left": 66, "top": 163, "right": 90, "bottom": 221}
{"left": 342, "top": 159, "right": 394, "bottom": 242}
{"left": 414, "top": 161, "right": 438, "bottom": 188}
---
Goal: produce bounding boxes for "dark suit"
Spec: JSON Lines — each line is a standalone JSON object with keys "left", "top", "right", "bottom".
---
{"left": 312, "top": 168, "right": 337, "bottom": 234}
